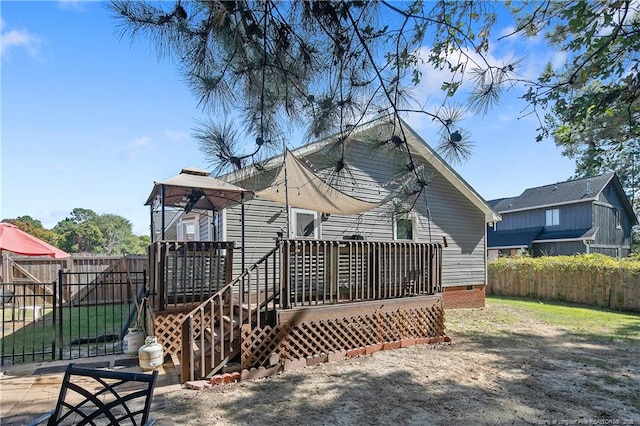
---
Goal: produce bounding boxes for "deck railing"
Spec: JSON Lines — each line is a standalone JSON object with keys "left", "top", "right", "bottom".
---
{"left": 180, "top": 244, "right": 281, "bottom": 381}
{"left": 281, "top": 239, "right": 442, "bottom": 307}
{"left": 148, "top": 241, "right": 235, "bottom": 311}
{"left": 176, "top": 238, "right": 442, "bottom": 380}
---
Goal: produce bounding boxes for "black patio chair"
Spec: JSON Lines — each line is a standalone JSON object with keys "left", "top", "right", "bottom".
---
{"left": 27, "top": 363, "right": 158, "bottom": 426}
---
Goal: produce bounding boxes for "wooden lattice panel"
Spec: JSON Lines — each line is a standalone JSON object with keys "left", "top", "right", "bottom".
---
{"left": 154, "top": 309, "right": 215, "bottom": 356}
{"left": 241, "top": 304, "right": 444, "bottom": 369}
{"left": 154, "top": 312, "right": 187, "bottom": 356}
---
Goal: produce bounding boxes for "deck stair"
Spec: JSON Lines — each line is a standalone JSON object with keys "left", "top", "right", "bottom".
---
{"left": 175, "top": 239, "right": 444, "bottom": 382}
{"left": 181, "top": 245, "right": 281, "bottom": 381}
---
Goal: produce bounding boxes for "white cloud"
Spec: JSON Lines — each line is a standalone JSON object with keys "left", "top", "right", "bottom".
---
{"left": 0, "top": 21, "right": 44, "bottom": 60}
{"left": 122, "top": 136, "right": 154, "bottom": 160}
{"left": 57, "top": 0, "right": 87, "bottom": 12}
{"left": 163, "top": 129, "right": 188, "bottom": 141}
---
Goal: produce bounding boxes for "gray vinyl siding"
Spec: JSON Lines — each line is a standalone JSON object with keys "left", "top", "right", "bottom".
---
{"left": 225, "top": 139, "right": 487, "bottom": 288}
{"left": 198, "top": 215, "right": 210, "bottom": 241}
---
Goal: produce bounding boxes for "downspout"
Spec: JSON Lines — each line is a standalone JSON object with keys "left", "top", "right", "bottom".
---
{"left": 583, "top": 239, "right": 590, "bottom": 254}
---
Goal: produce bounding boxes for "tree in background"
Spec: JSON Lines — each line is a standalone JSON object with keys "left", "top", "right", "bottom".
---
{"left": 2, "top": 209, "right": 149, "bottom": 255}
{"left": 3, "top": 216, "right": 60, "bottom": 246}
{"left": 513, "top": 1, "right": 640, "bottom": 250}
{"left": 53, "top": 208, "right": 148, "bottom": 254}
{"left": 110, "top": 0, "right": 639, "bottom": 247}
{"left": 110, "top": 0, "right": 502, "bottom": 210}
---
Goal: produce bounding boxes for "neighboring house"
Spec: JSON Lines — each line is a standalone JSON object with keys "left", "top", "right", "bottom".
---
{"left": 487, "top": 173, "right": 638, "bottom": 259}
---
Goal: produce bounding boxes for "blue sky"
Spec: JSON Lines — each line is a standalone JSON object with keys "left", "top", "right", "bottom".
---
{"left": 1, "top": 1, "right": 576, "bottom": 236}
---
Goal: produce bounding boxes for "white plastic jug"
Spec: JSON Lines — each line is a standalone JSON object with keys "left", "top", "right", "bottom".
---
{"left": 138, "top": 336, "right": 164, "bottom": 371}
{"left": 122, "top": 328, "right": 145, "bottom": 356}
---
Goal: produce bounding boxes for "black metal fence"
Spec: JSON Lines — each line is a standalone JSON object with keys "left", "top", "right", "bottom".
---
{"left": 1, "top": 282, "right": 56, "bottom": 366}
{"left": 0, "top": 269, "right": 146, "bottom": 366}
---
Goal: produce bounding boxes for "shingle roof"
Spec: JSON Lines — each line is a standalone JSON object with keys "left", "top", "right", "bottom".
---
{"left": 487, "top": 227, "right": 543, "bottom": 248}
{"left": 487, "top": 226, "right": 599, "bottom": 248}
{"left": 490, "top": 173, "right": 615, "bottom": 213}
{"left": 534, "top": 227, "right": 598, "bottom": 242}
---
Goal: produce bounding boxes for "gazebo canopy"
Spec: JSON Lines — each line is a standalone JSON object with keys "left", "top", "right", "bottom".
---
{"left": 145, "top": 167, "right": 250, "bottom": 211}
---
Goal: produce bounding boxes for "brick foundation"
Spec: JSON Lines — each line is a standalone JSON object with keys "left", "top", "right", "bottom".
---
{"left": 442, "top": 285, "right": 485, "bottom": 309}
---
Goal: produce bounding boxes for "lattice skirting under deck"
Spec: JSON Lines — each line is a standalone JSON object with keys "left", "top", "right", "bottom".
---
{"left": 240, "top": 303, "right": 445, "bottom": 369}
{"left": 153, "top": 311, "right": 188, "bottom": 356}
{"left": 154, "top": 309, "right": 213, "bottom": 356}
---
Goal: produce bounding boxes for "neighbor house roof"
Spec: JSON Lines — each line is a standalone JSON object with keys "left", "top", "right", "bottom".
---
{"left": 489, "top": 172, "right": 637, "bottom": 225}
{"left": 487, "top": 226, "right": 543, "bottom": 249}
{"left": 487, "top": 226, "right": 599, "bottom": 249}
{"left": 491, "top": 173, "right": 615, "bottom": 213}
{"left": 534, "top": 226, "right": 598, "bottom": 243}
{"left": 220, "top": 117, "right": 501, "bottom": 223}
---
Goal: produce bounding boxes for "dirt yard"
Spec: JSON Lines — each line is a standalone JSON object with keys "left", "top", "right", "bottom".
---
{"left": 155, "top": 300, "right": 640, "bottom": 425}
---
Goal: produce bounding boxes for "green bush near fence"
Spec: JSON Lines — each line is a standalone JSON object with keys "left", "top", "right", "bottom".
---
{"left": 490, "top": 253, "right": 640, "bottom": 274}
{"left": 488, "top": 254, "right": 640, "bottom": 312}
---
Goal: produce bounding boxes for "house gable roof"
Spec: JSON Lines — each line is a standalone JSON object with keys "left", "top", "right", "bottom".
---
{"left": 219, "top": 117, "right": 500, "bottom": 223}
{"left": 491, "top": 173, "right": 615, "bottom": 212}
{"left": 489, "top": 173, "right": 637, "bottom": 225}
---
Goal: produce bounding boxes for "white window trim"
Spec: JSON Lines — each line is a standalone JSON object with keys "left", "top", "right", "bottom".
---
{"left": 545, "top": 208, "right": 559, "bottom": 227}
{"left": 220, "top": 208, "right": 228, "bottom": 242}
{"left": 290, "top": 207, "right": 320, "bottom": 239}
{"left": 393, "top": 213, "right": 418, "bottom": 241}
{"left": 178, "top": 217, "right": 197, "bottom": 241}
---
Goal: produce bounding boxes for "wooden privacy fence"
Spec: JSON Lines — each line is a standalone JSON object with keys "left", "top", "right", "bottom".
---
{"left": 1, "top": 254, "right": 148, "bottom": 285}
{"left": 0, "top": 254, "right": 148, "bottom": 308}
{"left": 488, "top": 262, "right": 640, "bottom": 312}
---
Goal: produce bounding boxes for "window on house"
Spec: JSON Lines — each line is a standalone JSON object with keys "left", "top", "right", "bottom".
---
{"left": 179, "top": 220, "right": 196, "bottom": 241}
{"left": 394, "top": 217, "right": 415, "bottom": 240}
{"left": 615, "top": 209, "right": 621, "bottom": 229}
{"left": 291, "top": 208, "right": 319, "bottom": 238}
{"left": 545, "top": 208, "right": 559, "bottom": 226}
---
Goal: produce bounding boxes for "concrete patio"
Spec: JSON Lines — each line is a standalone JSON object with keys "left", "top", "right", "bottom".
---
{"left": 0, "top": 354, "right": 182, "bottom": 425}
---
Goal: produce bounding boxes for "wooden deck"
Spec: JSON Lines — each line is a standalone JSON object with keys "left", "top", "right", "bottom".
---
{"left": 148, "top": 239, "right": 445, "bottom": 382}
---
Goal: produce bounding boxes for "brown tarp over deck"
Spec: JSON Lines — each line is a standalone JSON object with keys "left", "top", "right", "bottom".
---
{"left": 254, "top": 149, "right": 379, "bottom": 215}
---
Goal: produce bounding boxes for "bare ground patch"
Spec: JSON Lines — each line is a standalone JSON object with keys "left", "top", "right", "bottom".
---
{"left": 156, "top": 301, "right": 640, "bottom": 425}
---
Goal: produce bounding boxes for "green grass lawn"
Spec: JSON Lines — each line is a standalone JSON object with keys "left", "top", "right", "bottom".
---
{"left": 486, "top": 296, "right": 640, "bottom": 344}
{"left": 1, "top": 303, "right": 137, "bottom": 363}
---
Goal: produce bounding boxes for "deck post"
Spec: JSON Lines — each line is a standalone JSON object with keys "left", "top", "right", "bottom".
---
{"left": 281, "top": 240, "right": 290, "bottom": 309}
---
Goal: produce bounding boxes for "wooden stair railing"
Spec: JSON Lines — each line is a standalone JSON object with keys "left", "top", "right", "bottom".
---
{"left": 180, "top": 243, "right": 282, "bottom": 382}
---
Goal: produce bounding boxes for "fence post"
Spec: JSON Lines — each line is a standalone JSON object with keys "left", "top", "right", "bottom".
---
{"left": 58, "top": 269, "right": 64, "bottom": 361}
{"left": 52, "top": 279, "right": 57, "bottom": 361}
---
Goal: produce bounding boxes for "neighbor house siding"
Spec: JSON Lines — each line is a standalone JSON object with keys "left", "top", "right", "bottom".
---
{"left": 594, "top": 187, "right": 632, "bottom": 248}
{"left": 555, "top": 202, "right": 592, "bottom": 230}
{"left": 497, "top": 203, "right": 592, "bottom": 232}
{"left": 494, "top": 209, "right": 541, "bottom": 231}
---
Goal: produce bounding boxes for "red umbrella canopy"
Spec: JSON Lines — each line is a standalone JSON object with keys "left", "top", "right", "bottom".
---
{"left": 0, "top": 223, "right": 70, "bottom": 258}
